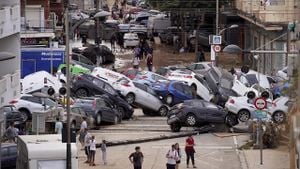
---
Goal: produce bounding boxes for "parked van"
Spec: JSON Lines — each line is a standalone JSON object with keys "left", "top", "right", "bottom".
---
{"left": 16, "top": 134, "right": 78, "bottom": 169}
{"left": 147, "top": 15, "right": 171, "bottom": 38}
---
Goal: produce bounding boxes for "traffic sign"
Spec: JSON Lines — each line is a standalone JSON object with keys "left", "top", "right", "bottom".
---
{"left": 254, "top": 97, "right": 267, "bottom": 110}
{"left": 254, "top": 110, "right": 267, "bottom": 120}
{"left": 209, "top": 35, "right": 222, "bottom": 45}
{"left": 213, "top": 45, "right": 221, "bottom": 52}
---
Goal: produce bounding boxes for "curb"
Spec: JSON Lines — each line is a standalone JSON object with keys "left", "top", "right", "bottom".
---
{"left": 96, "top": 131, "right": 199, "bottom": 148}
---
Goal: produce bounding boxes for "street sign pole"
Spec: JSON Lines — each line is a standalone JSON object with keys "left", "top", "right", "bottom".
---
{"left": 259, "top": 118, "right": 263, "bottom": 165}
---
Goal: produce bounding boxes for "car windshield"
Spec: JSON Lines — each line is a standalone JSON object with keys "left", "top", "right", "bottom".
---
{"left": 210, "top": 69, "right": 220, "bottom": 82}
{"left": 220, "top": 77, "right": 233, "bottom": 89}
{"left": 44, "top": 98, "right": 56, "bottom": 107}
{"left": 245, "top": 74, "right": 258, "bottom": 86}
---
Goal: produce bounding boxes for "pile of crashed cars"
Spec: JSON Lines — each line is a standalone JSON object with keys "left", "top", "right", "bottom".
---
{"left": 12, "top": 59, "right": 291, "bottom": 132}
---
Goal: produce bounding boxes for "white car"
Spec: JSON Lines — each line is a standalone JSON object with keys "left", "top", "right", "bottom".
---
{"left": 186, "top": 62, "right": 212, "bottom": 75}
{"left": 129, "top": 24, "right": 147, "bottom": 33}
{"left": 9, "top": 94, "right": 61, "bottom": 122}
{"left": 225, "top": 96, "right": 289, "bottom": 123}
{"left": 167, "top": 69, "right": 214, "bottom": 101}
{"left": 22, "top": 71, "right": 63, "bottom": 95}
{"left": 123, "top": 33, "right": 139, "bottom": 48}
{"left": 91, "top": 67, "right": 128, "bottom": 85}
{"left": 114, "top": 78, "right": 169, "bottom": 116}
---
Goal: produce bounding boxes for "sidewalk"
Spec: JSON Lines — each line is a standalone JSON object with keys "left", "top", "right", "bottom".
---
{"left": 239, "top": 146, "right": 289, "bottom": 169}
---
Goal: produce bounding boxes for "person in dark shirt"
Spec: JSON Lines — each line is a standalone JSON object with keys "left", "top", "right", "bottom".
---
{"left": 185, "top": 135, "right": 196, "bottom": 168}
{"left": 129, "top": 146, "right": 144, "bottom": 169}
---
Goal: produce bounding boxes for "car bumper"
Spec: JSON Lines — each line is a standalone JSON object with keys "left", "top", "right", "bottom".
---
{"left": 167, "top": 114, "right": 180, "bottom": 125}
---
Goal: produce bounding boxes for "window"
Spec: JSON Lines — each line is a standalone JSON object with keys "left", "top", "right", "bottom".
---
{"left": 80, "top": 56, "right": 94, "bottom": 65}
{"left": 173, "top": 83, "right": 184, "bottom": 92}
{"left": 23, "top": 96, "right": 41, "bottom": 104}
{"left": 133, "top": 82, "right": 147, "bottom": 91}
{"left": 209, "top": 69, "right": 220, "bottom": 83}
{"left": 195, "top": 64, "right": 205, "bottom": 70}
{"left": 146, "top": 87, "right": 157, "bottom": 96}
{"left": 187, "top": 64, "right": 196, "bottom": 70}
{"left": 104, "top": 84, "right": 117, "bottom": 95}
{"left": 195, "top": 75, "right": 211, "bottom": 91}
{"left": 245, "top": 74, "right": 258, "bottom": 86}
{"left": 182, "top": 85, "right": 193, "bottom": 97}
{"left": 44, "top": 98, "right": 56, "bottom": 107}
{"left": 3, "top": 106, "right": 13, "bottom": 112}
{"left": 71, "top": 107, "right": 80, "bottom": 114}
{"left": 92, "top": 78, "right": 104, "bottom": 88}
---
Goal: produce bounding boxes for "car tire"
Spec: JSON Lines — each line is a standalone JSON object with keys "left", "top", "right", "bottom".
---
{"left": 19, "top": 109, "right": 30, "bottom": 122}
{"left": 75, "top": 88, "right": 89, "bottom": 97}
{"left": 158, "top": 105, "right": 168, "bottom": 116}
{"left": 237, "top": 110, "right": 251, "bottom": 122}
{"left": 170, "top": 123, "right": 181, "bottom": 132}
{"left": 118, "top": 106, "right": 126, "bottom": 119}
{"left": 165, "top": 94, "right": 174, "bottom": 105}
{"left": 225, "top": 114, "right": 238, "bottom": 127}
{"left": 125, "top": 93, "right": 135, "bottom": 104}
{"left": 96, "top": 113, "right": 102, "bottom": 125}
{"left": 186, "top": 113, "right": 197, "bottom": 126}
{"left": 272, "top": 111, "right": 286, "bottom": 124}
{"left": 191, "top": 84, "right": 197, "bottom": 92}
{"left": 113, "top": 115, "right": 119, "bottom": 125}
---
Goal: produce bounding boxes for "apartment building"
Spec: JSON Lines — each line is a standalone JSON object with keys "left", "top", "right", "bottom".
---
{"left": 235, "top": 0, "right": 299, "bottom": 75}
{"left": 0, "top": 0, "right": 21, "bottom": 107}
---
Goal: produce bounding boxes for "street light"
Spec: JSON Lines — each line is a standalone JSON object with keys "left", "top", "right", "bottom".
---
{"left": 219, "top": 24, "right": 239, "bottom": 35}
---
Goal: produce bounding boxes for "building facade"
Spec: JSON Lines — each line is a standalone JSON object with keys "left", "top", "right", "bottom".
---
{"left": 234, "top": 0, "right": 299, "bottom": 75}
{"left": 0, "top": 0, "right": 21, "bottom": 107}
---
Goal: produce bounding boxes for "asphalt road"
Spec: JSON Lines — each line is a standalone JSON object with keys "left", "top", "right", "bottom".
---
{"left": 78, "top": 108, "right": 249, "bottom": 169}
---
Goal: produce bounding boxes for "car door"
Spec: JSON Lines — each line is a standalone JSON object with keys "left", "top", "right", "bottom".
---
{"left": 232, "top": 75, "right": 250, "bottom": 96}
{"left": 132, "top": 82, "right": 150, "bottom": 107}
{"left": 22, "top": 96, "right": 44, "bottom": 112}
{"left": 145, "top": 86, "right": 162, "bottom": 111}
{"left": 203, "top": 102, "right": 224, "bottom": 123}
{"left": 172, "top": 83, "right": 191, "bottom": 100}
{"left": 91, "top": 77, "right": 105, "bottom": 95}
{"left": 194, "top": 75, "right": 213, "bottom": 101}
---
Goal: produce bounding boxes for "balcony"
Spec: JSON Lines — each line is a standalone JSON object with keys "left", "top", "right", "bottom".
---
{"left": 0, "top": 5, "right": 20, "bottom": 39}
{"left": 235, "top": 0, "right": 295, "bottom": 25}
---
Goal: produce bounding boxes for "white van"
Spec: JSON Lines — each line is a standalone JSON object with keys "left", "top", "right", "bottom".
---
{"left": 91, "top": 67, "right": 129, "bottom": 84}
{"left": 16, "top": 134, "right": 78, "bottom": 169}
{"left": 21, "top": 71, "right": 63, "bottom": 94}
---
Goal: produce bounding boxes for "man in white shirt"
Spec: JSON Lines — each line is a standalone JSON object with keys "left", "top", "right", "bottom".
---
{"left": 84, "top": 129, "right": 92, "bottom": 163}
{"left": 55, "top": 118, "right": 63, "bottom": 134}
{"left": 79, "top": 117, "right": 88, "bottom": 147}
{"left": 166, "top": 144, "right": 179, "bottom": 169}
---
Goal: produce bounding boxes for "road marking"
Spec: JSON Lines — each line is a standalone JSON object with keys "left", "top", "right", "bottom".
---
{"left": 151, "top": 145, "right": 235, "bottom": 150}
{"left": 110, "top": 124, "right": 169, "bottom": 127}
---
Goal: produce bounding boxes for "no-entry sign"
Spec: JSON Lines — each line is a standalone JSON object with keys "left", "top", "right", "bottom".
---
{"left": 254, "top": 97, "right": 267, "bottom": 110}
{"left": 213, "top": 45, "right": 221, "bottom": 52}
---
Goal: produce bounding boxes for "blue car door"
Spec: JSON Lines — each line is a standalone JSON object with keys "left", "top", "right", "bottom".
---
{"left": 203, "top": 102, "right": 224, "bottom": 123}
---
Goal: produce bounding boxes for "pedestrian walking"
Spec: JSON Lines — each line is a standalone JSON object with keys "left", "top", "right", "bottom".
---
{"left": 89, "top": 135, "right": 97, "bottom": 166}
{"left": 54, "top": 117, "right": 63, "bottom": 134}
{"left": 166, "top": 144, "right": 179, "bottom": 169}
{"left": 129, "top": 146, "right": 144, "bottom": 169}
{"left": 100, "top": 140, "right": 107, "bottom": 165}
{"left": 185, "top": 135, "right": 196, "bottom": 168}
{"left": 175, "top": 143, "right": 182, "bottom": 169}
{"left": 110, "top": 34, "right": 117, "bottom": 51}
{"left": 84, "top": 129, "right": 92, "bottom": 163}
{"left": 196, "top": 49, "right": 205, "bottom": 62}
{"left": 79, "top": 117, "right": 88, "bottom": 148}
{"left": 145, "top": 51, "right": 153, "bottom": 71}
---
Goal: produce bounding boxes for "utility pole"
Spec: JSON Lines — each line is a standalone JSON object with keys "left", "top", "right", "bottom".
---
{"left": 64, "top": 0, "right": 72, "bottom": 168}
{"left": 95, "top": 0, "right": 101, "bottom": 66}
{"left": 215, "top": 0, "right": 219, "bottom": 66}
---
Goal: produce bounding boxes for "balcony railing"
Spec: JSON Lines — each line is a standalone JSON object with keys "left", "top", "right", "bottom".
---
{"left": 21, "top": 19, "right": 57, "bottom": 33}
{"left": 235, "top": 0, "right": 295, "bottom": 24}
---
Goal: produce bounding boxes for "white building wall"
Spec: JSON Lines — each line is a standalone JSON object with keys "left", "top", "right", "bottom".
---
{"left": 0, "top": 0, "right": 21, "bottom": 107}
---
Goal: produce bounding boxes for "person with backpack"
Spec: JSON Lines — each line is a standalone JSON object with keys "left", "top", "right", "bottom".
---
{"left": 145, "top": 50, "right": 153, "bottom": 71}
{"left": 166, "top": 144, "right": 179, "bottom": 169}
{"left": 129, "top": 146, "right": 144, "bottom": 169}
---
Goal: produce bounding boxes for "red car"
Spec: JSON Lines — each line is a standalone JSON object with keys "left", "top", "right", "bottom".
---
{"left": 122, "top": 68, "right": 139, "bottom": 80}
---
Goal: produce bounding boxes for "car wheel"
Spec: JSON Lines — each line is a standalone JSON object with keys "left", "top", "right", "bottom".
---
{"left": 165, "top": 94, "right": 173, "bottom": 105}
{"left": 113, "top": 115, "right": 119, "bottom": 125}
{"left": 191, "top": 84, "right": 197, "bottom": 92}
{"left": 117, "top": 106, "right": 126, "bottom": 119}
{"left": 75, "top": 88, "right": 88, "bottom": 97}
{"left": 96, "top": 113, "right": 102, "bottom": 125}
{"left": 125, "top": 93, "right": 135, "bottom": 104}
{"left": 272, "top": 111, "right": 286, "bottom": 123}
{"left": 237, "top": 110, "right": 251, "bottom": 122}
{"left": 170, "top": 123, "right": 181, "bottom": 132}
{"left": 19, "top": 109, "right": 30, "bottom": 122}
{"left": 186, "top": 113, "right": 197, "bottom": 126}
{"left": 158, "top": 106, "right": 168, "bottom": 116}
{"left": 225, "top": 114, "right": 238, "bottom": 127}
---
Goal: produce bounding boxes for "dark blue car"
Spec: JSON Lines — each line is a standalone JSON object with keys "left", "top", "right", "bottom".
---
{"left": 1, "top": 143, "right": 17, "bottom": 169}
{"left": 151, "top": 81, "right": 194, "bottom": 106}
